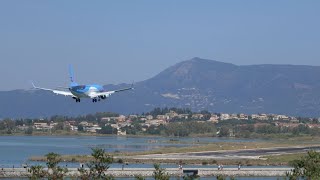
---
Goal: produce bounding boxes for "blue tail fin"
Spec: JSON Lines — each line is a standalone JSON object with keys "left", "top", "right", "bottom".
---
{"left": 69, "top": 65, "right": 78, "bottom": 87}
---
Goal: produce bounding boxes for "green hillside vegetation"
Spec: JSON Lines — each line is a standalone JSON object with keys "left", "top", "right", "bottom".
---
{"left": 1, "top": 107, "right": 319, "bottom": 140}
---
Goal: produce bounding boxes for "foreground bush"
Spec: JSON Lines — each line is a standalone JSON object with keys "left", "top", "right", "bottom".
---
{"left": 287, "top": 150, "right": 320, "bottom": 179}
{"left": 28, "top": 152, "right": 68, "bottom": 180}
{"left": 78, "top": 147, "right": 114, "bottom": 180}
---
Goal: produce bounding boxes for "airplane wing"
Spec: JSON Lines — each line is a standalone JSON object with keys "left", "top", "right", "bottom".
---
{"left": 32, "top": 82, "right": 75, "bottom": 97}
{"left": 92, "top": 85, "right": 134, "bottom": 98}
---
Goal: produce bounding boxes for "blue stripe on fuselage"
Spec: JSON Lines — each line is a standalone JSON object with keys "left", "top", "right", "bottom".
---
{"left": 70, "top": 84, "right": 104, "bottom": 97}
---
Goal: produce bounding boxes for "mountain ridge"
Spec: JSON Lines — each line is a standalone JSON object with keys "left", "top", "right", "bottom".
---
{"left": 1, "top": 57, "right": 320, "bottom": 118}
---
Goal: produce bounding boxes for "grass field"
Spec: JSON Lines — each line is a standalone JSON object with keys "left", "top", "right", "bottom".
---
{"left": 29, "top": 136, "right": 320, "bottom": 166}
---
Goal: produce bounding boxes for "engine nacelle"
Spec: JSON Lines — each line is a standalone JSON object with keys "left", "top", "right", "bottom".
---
{"left": 100, "top": 95, "right": 107, "bottom": 99}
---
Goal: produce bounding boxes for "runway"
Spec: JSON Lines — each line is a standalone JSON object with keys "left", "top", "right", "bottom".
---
{"left": 131, "top": 145, "right": 320, "bottom": 160}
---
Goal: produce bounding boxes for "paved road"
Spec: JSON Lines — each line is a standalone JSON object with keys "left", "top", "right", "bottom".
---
{"left": 0, "top": 167, "right": 293, "bottom": 177}
{"left": 132, "top": 145, "right": 320, "bottom": 160}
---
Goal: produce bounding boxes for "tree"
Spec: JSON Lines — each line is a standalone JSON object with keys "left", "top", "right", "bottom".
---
{"left": 200, "top": 110, "right": 211, "bottom": 120}
{"left": 256, "top": 125, "right": 279, "bottom": 134}
{"left": 216, "top": 174, "right": 227, "bottom": 180}
{"left": 25, "top": 126, "right": 33, "bottom": 135}
{"left": 146, "top": 125, "right": 164, "bottom": 135}
{"left": 45, "top": 152, "right": 68, "bottom": 180}
{"left": 78, "top": 147, "right": 114, "bottom": 180}
{"left": 153, "top": 164, "right": 170, "bottom": 180}
{"left": 16, "top": 119, "right": 24, "bottom": 126}
{"left": 219, "top": 127, "right": 230, "bottom": 137}
{"left": 121, "top": 123, "right": 142, "bottom": 135}
{"left": 0, "top": 121, "right": 6, "bottom": 130}
{"left": 25, "top": 119, "right": 33, "bottom": 126}
{"left": 135, "top": 174, "right": 146, "bottom": 180}
{"left": 287, "top": 150, "right": 320, "bottom": 179}
{"left": 53, "top": 122, "right": 64, "bottom": 131}
{"left": 78, "top": 124, "right": 84, "bottom": 132}
{"left": 99, "top": 125, "right": 116, "bottom": 134}
{"left": 0, "top": 119, "right": 16, "bottom": 133}
{"left": 164, "top": 121, "right": 216, "bottom": 137}
{"left": 50, "top": 115, "right": 68, "bottom": 122}
{"left": 3, "top": 119, "right": 15, "bottom": 130}
{"left": 28, "top": 152, "right": 67, "bottom": 180}
{"left": 28, "top": 165, "right": 46, "bottom": 180}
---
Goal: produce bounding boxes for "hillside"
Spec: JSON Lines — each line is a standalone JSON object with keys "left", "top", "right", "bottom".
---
{"left": 1, "top": 57, "right": 320, "bottom": 118}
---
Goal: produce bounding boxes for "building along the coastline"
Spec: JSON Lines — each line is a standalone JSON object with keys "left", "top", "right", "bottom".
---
{"left": 33, "top": 122, "right": 51, "bottom": 130}
{"left": 251, "top": 114, "right": 268, "bottom": 120}
{"left": 85, "top": 125, "right": 101, "bottom": 133}
{"left": 156, "top": 115, "right": 169, "bottom": 120}
{"left": 219, "top": 113, "right": 230, "bottom": 120}
{"left": 239, "top": 114, "right": 249, "bottom": 120}
{"left": 207, "top": 114, "right": 219, "bottom": 123}
{"left": 146, "top": 115, "right": 153, "bottom": 120}
{"left": 145, "top": 119, "right": 166, "bottom": 127}
{"left": 192, "top": 114, "right": 204, "bottom": 120}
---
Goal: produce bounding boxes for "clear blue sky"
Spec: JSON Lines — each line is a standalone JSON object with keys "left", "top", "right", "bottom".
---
{"left": 0, "top": 0, "right": 319, "bottom": 90}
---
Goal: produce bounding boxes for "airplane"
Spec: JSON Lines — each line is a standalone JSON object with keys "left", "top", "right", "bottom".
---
{"left": 32, "top": 66, "right": 133, "bottom": 103}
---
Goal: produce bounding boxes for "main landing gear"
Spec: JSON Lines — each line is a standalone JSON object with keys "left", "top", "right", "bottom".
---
{"left": 92, "top": 98, "right": 101, "bottom": 103}
{"left": 73, "top": 97, "right": 81, "bottom": 102}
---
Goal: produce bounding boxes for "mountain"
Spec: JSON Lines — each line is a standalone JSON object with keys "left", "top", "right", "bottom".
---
{"left": 2, "top": 57, "right": 320, "bottom": 118}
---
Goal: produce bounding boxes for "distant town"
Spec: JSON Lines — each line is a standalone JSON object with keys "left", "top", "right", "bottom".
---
{"left": 1, "top": 107, "right": 320, "bottom": 137}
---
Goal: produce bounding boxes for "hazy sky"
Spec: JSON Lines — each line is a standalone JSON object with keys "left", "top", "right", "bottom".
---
{"left": 0, "top": 1, "right": 319, "bottom": 90}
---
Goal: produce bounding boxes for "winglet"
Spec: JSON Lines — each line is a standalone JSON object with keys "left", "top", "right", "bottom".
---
{"left": 31, "top": 81, "right": 37, "bottom": 89}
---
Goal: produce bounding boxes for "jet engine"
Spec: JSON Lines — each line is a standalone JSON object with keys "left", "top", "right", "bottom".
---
{"left": 100, "top": 95, "right": 107, "bottom": 99}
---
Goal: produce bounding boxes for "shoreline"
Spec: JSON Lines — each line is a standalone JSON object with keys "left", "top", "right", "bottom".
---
{"left": 0, "top": 133, "right": 230, "bottom": 140}
{"left": 0, "top": 132, "right": 320, "bottom": 144}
